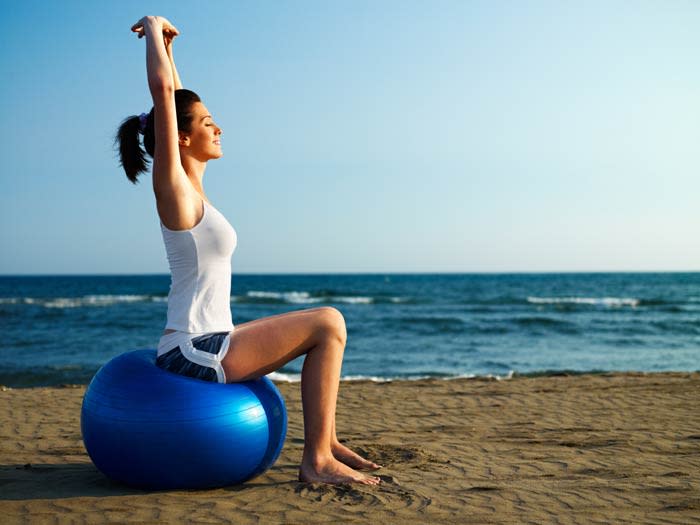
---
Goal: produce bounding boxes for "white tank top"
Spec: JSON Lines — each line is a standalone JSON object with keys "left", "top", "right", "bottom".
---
{"left": 160, "top": 200, "right": 237, "bottom": 333}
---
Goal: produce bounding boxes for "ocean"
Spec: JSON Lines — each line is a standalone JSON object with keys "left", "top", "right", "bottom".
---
{"left": 0, "top": 273, "right": 698, "bottom": 387}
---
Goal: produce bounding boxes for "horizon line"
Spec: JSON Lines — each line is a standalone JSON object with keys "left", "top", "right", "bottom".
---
{"left": 1, "top": 269, "right": 698, "bottom": 278}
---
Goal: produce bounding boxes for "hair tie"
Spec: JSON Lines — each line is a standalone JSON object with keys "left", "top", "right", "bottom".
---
{"left": 138, "top": 112, "right": 148, "bottom": 134}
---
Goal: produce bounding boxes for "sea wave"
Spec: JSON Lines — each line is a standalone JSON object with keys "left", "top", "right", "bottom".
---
{"left": 244, "top": 291, "right": 324, "bottom": 304}
{"left": 1, "top": 290, "right": 407, "bottom": 308}
{"left": 0, "top": 295, "right": 167, "bottom": 308}
{"left": 233, "top": 290, "right": 403, "bottom": 305}
{"left": 267, "top": 370, "right": 515, "bottom": 383}
{"left": 527, "top": 296, "right": 640, "bottom": 308}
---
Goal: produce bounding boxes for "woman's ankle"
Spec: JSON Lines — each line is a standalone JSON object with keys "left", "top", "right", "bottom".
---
{"left": 301, "top": 447, "right": 334, "bottom": 469}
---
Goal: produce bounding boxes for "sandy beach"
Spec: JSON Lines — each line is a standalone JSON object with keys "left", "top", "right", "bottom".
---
{"left": 1, "top": 372, "right": 699, "bottom": 524}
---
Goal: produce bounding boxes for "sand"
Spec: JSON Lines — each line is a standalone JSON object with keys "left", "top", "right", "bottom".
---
{"left": 1, "top": 372, "right": 699, "bottom": 524}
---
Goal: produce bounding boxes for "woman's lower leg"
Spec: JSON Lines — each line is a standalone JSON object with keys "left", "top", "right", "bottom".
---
{"left": 221, "top": 307, "right": 380, "bottom": 484}
{"left": 301, "top": 339, "right": 341, "bottom": 460}
{"left": 298, "top": 339, "right": 380, "bottom": 485}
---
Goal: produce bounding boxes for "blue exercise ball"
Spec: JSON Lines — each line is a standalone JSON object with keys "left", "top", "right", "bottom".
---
{"left": 81, "top": 349, "right": 287, "bottom": 490}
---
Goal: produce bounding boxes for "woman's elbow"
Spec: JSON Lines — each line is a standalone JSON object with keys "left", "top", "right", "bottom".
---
{"left": 149, "top": 77, "right": 175, "bottom": 98}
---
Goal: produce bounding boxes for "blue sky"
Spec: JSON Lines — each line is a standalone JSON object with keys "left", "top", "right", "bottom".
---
{"left": 1, "top": 0, "right": 698, "bottom": 274}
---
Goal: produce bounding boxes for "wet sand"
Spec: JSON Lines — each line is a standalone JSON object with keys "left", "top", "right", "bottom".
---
{"left": 1, "top": 372, "right": 699, "bottom": 524}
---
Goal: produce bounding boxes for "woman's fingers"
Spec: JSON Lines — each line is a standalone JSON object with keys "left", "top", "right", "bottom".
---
{"left": 131, "top": 16, "right": 149, "bottom": 32}
{"left": 163, "top": 26, "right": 179, "bottom": 37}
{"left": 131, "top": 18, "right": 146, "bottom": 39}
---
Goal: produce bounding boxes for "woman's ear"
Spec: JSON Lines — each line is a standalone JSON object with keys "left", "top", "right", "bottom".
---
{"left": 178, "top": 131, "right": 190, "bottom": 146}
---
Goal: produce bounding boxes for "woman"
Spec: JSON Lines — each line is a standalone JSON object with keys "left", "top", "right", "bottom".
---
{"left": 117, "top": 16, "right": 380, "bottom": 485}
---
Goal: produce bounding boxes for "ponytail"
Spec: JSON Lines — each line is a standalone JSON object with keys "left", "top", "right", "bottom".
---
{"left": 115, "top": 114, "right": 151, "bottom": 184}
{"left": 115, "top": 90, "right": 201, "bottom": 184}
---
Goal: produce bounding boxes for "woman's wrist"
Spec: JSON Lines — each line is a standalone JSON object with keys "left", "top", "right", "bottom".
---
{"left": 143, "top": 16, "right": 163, "bottom": 35}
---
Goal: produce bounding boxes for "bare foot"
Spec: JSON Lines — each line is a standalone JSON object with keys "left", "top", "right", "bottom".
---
{"left": 299, "top": 455, "right": 381, "bottom": 485}
{"left": 332, "top": 441, "right": 382, "bottom": 471}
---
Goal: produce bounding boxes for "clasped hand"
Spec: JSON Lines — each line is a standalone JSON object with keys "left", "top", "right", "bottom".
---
{"left": 131, "top": 15, "right": 179, "bottom": 44}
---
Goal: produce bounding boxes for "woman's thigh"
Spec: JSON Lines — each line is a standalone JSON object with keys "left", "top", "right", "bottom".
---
{"left": 222, "top": 306, "right": 345, "bottom": 382}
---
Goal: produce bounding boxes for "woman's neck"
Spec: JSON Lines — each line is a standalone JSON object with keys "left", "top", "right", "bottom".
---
{"left": 181, "top": 156, "right": 207, "bottom": 198}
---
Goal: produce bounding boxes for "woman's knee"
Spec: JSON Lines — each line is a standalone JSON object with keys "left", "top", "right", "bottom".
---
{"left": 313, "top": 306, "right": 347, "bottom": 346}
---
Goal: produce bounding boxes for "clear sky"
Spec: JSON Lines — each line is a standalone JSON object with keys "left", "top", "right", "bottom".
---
{"left": 1, "top": 0, "right": 698, "bottom": 274}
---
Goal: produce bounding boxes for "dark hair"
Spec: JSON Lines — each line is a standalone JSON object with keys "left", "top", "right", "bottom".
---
{"left": 115, "top": 89, "right": 202, "bottom": 184}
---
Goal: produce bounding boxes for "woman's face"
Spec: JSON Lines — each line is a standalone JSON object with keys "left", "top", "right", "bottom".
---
{"left": 180, "top": 102, "right": 223, "bottom": 161}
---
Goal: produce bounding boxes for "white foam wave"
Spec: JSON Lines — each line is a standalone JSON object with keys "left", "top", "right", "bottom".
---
{"left": 266, "top": 371, "right": 302, "bottom": 382}
{"left": 3, "top": 291, "right": 384, "bottom": 308}
{"left": 1, "top": 295, "right": 165, "bottom": 308}
{"left": 267, "top": 370, "right": 515, "bottom": 383}
{"left": 338, "top": 374, "right": 395, "bottom": 382}
{"left": 332, "top": 296, "right": 373, "bottom": 304}
{"left": 245, "top": 290, "right": 374, "bottom": 305}
{"left": 452, "top": 370, "right": 515, "bottom": 381}
{"left": 527, "top": 296, "right": 640, "bottom": 308}
{"left": 247, "top": 290, "right": 323, "bottom": 304}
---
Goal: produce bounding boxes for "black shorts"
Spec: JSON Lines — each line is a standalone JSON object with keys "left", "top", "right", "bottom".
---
{"left": 156, "top": 331, "right": 231, "bottom": 383}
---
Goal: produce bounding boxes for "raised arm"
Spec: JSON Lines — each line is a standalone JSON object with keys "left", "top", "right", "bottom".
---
{"left": 131, "top": 16, "right": 186, "bottom": 200}
{"left": 164, "top": 34, "right": 183, "bottom": 90}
